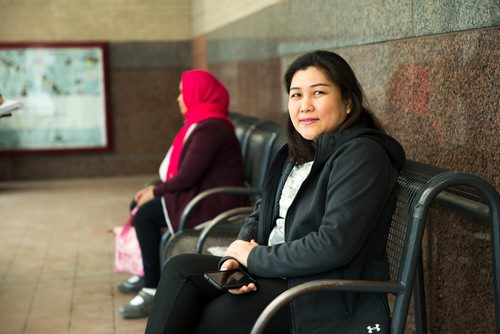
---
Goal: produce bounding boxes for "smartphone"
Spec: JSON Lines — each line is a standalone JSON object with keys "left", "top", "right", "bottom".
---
{"left": 204, "top": 269, "right": 257, "bottom": 291}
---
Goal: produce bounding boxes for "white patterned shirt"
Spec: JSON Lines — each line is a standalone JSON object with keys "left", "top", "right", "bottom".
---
{"left": 268, "top": 161, "right": 314, "bottom": 246}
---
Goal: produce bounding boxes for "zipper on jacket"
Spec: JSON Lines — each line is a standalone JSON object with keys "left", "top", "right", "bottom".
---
{"left": 287, "top": 279, "right": 298, "bottom": 334}
{"left": 259, "top": 154, "right": 286, "bottom": 243}
{"left": 340, "top": 269, "right": 350, "bottom": 314}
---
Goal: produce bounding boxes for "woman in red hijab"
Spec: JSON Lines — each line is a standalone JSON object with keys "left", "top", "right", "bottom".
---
{"left": 118, "top": 70, "right": 248, "bottom": 319}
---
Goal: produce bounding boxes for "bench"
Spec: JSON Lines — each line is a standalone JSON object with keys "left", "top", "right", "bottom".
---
{"left": 161, "top": 113, "right": 500, "bottom": 333}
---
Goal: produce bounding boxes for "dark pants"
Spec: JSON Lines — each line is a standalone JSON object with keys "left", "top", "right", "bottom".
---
{"left": 132, "top": 197, "right": 167, "bottom": 288}
{"left": 145, "top": 254, "right": 291, "bottom": 334}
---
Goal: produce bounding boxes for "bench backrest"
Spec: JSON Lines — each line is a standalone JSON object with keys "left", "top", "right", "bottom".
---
{"left": 230, "top": 113, "right": 285, "bottom": 190}
{"left": 386, "top": 161, "right": 442, "bottom": 281}
{"left": 386, "top": 160, "right": 499, "bottom": 332}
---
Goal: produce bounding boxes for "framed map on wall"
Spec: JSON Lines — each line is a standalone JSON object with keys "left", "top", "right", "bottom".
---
{"left": 0, "top": 42, "right": 110, "bottom": 152}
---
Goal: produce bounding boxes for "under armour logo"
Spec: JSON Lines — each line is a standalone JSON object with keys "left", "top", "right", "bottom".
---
{"left": 367, "top": 324, "right": 381, "bottom": 333}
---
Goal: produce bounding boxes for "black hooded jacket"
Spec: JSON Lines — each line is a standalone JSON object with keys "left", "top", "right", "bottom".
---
{"left": 237, "top": 123, "right": 405, "bottom": 333}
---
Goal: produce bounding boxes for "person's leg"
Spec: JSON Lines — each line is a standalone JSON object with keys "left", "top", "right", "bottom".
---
{"left": 193, "top": 277, "right": 290, "bottom": 334}
{"left": 119, "top": 198, "right": 167, "bottom": 318}
{"left": 129, "top": 198, "right": 137, "bottom": 212}
{"left": 117, "top": 199, "right": 144, "bottom": 295}
{"left": 133, "top": 197, "right": 166, "bottom": 289}
{"left": 147, "top": 253, "right": 290, "bottom": 333}
{"left": 146, "top": 254, "right": 223, "bottom": 334}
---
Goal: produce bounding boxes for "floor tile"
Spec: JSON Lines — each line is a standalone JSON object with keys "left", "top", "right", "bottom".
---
{"left": 0, "top": 175, "right": 154, "bottom": 334}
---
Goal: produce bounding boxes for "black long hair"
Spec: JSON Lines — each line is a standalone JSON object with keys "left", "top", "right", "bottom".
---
{"left": 283, "top": 50, "right": 385, "bottom": 163}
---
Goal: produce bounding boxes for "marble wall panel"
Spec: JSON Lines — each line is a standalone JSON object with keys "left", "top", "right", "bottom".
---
{"left": 210, "top": 58, "right": 287, "bottom": 124}
{"left": 424, "top": 205, "right": 495, "bottom": 332}
{"left": 383, "top": 28, "right": 498, "bottom": 181}
{"left": 109, "top": 42, "right": 192, "bottom": 69}
{"left": 212, "top": 27, "right": 498, "bottom": 189}
{"left": 413, "top": 0, "right": 500, "bottom": 36}
{"left": 204, "top": 0, "right": 499, "bottom": 63}
{"left": 287, "top": 0, "right": 414, "bottom": 48}
{"left": 110, "top": 69, "right": 185, "bottom": 156}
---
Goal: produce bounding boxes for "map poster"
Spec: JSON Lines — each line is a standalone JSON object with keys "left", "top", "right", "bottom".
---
{"left": 0, "top": 42, "right": 110, "bottom": 153}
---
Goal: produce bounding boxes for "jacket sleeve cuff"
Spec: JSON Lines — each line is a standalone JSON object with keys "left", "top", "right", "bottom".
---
{"left": 217, "top": 256, "right": 238, "bottom": 270}
{"left": 153, "top": 184, "right": 164, "bottom": 197}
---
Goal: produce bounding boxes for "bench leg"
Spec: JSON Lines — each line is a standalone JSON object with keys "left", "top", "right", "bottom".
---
{"left": 413, "top": 253, "right": 427, "bottom": 334}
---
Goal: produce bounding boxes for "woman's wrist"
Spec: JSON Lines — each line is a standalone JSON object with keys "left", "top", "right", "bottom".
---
{"left": 218, "top": 256, "right": 239, "bottom": 270}
{"left": 152, "top": 184, "right": 162, "bottom": 197}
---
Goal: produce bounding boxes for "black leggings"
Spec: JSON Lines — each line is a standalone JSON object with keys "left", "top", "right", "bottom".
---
{"left": 132, "top": 197, "right": 167, "bottom": 288}
{"left": 145, "top": 254, "right": 290, "bottom": 334}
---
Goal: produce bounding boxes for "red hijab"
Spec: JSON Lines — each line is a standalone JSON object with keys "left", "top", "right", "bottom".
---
{"left": 166, "top": 70, "right": 232, "bottom": 180}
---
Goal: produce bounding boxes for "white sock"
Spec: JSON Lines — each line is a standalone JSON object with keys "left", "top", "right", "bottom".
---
{"left": 142, "top": 288, "right": 156, "bottom": 296}
{"left": 127, "top": 275, "right": 141, "bottom": 284}
{"left": 129, "top": 294, "right": 144, "bottom": 306}
{"left": 129, "top": 288, "right": 156, "bottom": 306}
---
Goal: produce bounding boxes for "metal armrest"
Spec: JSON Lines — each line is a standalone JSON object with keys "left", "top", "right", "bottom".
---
{"left": 195, "top": 206, "right": 254, "bottom": 253}
{"left": 250, "top": 279, "right": 405, "bottom": 334}
{"left": 178, "top": 186, "right": 260, "bottom": 231}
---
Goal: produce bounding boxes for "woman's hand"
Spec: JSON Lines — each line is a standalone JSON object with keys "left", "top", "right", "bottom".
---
{"left": 134, "top": 186, "right": 155, "bottom": 207}
{"left": 227, "top": 282, "right": 257, "bottom": 295}
{"left": 220, "top": 253, "right": 258, "bottom": 295}
{"left": 219, "top": 258, "right": 240, "bottom": 271}
{"left": 223, "top": 240, "right": 259, "bottom": 295}
{"left": 224, "top": 239, "right": 259, "bottom": 270}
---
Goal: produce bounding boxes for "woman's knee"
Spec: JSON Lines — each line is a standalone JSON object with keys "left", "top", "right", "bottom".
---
{"left": 163, "top": 254, "right": 192, "bottom": 273}
{"left": 133, "top": 204, "right": 159, "bottom": 231}
{"left": 163, "top": 254, "right": 219, "bottom": 278}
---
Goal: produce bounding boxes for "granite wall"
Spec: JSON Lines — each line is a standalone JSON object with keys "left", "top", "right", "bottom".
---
{"left": 1, "top": 42, "right": 191, "bottom": 180}
{"left": 195, "top": 0, "right": 499, "bottom": 332}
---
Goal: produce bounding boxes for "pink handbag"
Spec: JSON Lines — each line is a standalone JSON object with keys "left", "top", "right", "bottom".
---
{"left": 112, "top": 209, "right": 144, "bottom": 276}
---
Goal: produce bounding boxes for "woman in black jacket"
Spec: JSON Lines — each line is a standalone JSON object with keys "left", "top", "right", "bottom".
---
{"left": 145, "top": 50, "right": 406, "bottom": 334}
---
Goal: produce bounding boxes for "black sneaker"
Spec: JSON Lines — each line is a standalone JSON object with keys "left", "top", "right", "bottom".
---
{"left": 118, "top": 275, "right": 145, "bottom": 294}
{"left": 118, "top": 290, "right": 155, "bottom": 319}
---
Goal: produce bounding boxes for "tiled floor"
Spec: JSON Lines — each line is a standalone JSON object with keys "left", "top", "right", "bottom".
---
{"left": 0, "top": 175, "right": 157, "bottom": 334}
